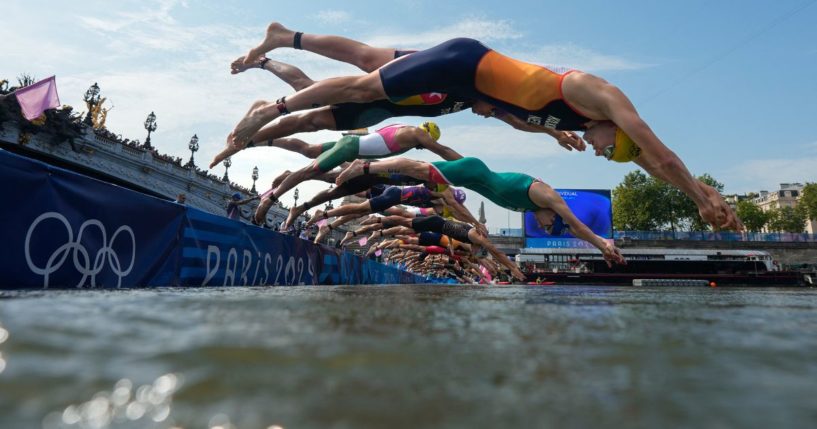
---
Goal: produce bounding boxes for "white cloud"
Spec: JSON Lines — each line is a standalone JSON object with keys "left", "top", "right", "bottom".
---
{"left": 511, "top": 44, "right": 651, "bottom": 72}
{"left": 365, "top": 17, "right": 522, "bottom": 49}
{"left": 724, "top": 158, "right": 817, "bottom": 193}
{"left": 315, "top": 10, "right": 353, "bottom": 25}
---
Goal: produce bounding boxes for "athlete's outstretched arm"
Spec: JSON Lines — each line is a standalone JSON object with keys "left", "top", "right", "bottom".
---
{"left": 493, "top": 111, "right": 585, "bottom": 151}
{"left": 407, "top": 127, "right": 463, "bottom": 161}
{"left": 594, "top": 85, "right": 741, "bottom": 231}
{"left": 431, "top": 189, "right": 486, "bottom": 236}
{"left": 467, "top": 230, "right": 526, "bottom": 281}
{"left": 529, "top": 182, "right": 625, "bottom": 267}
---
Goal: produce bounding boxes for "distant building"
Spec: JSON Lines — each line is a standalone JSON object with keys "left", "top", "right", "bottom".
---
{"left": 724, "top": 193, "right": 753, "bottom": 209}
{"left": 753, "top": 183, "right": 803, "bottom": 211}
{"left": 753, "top": 183, "right": 815, "bottom": 234}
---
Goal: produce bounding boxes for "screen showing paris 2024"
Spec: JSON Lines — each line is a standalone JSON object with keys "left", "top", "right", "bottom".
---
{"left": 524, "top": 189, "right": 612, "bottom": 249}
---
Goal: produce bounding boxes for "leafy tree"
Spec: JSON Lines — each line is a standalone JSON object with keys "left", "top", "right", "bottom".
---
{"left": 767, "top": 206, "right": 807, "bottom": 233}
{"left": 799, "top": 183, "right": 817, "bottom": 222}
{"left": 613, "top": 171, "right": 731, "bottom": 231}
{"left": 613, "top": 171, "right": 662, "bottom": 230}
{"left": 736, "top": 200, "right": 768, "bottom": 232}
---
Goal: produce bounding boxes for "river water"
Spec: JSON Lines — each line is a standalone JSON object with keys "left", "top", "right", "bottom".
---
{"left": 1, "top": 285, "right": 816, "bottom": 429}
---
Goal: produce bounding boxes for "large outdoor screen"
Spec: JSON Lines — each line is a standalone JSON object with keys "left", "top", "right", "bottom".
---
{"left": 524, "top": 189, "right": 612, "bottom": 248}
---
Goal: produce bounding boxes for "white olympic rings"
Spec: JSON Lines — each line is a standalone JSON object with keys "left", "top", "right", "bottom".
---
{"left": 24, "top": 212, "right": 136, "bottom": 288}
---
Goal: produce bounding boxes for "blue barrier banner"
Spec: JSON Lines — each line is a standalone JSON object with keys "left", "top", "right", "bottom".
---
{"left": 0, "top": 150, "right": 431, "bottom": 289}
{"left": 0, "top": 150, "right": 184, "bottom": 288}
{"left": 180, "top": 209, "right": 320, "bottom": 286}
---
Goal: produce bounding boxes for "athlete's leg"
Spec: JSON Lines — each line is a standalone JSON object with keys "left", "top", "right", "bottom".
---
{"left": 466, "top": 229, "right": 525, "bottom": 281}
{"left": 339, "top": 222, "right": 384, "bottom": 245}
{"left": 284, "top": 179, "right": 347, "bottom": 229}
{"left": 270, "top": 162, "right": 320, "bottom": 201}
{"left": 313, "top": 213, "right": 360, "bottom": 244}
{"left": 271, "top": 170, "right": 292, "bottom": 190}
{"left": 253, "top": 161, "right": 324, "bottom": 224}
{"left": 306, "top": 200, "right": 374, "bottom": 227}
{"left": 210, "top": 109, "right": 337, "bottom": 168}
{"left": 374, "top": 224, "right": 414, "bottom": 239}
{"left": 243, "top": 22, "right": 398, "bottom": 72}
{"left": 336, "top": 157, "right": 430, "bottom": 185}
{"left": 230, "top": 72, "right": 386, "bottom": 145}
{"left": 267, "top": 137, "right": 326, "bottom": 158}
{"left": 232, "top": 56, "right": 315, "bottom": 90}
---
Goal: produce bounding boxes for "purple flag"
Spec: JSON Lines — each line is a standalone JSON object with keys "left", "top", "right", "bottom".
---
{"left": 15, "top": 76, "right": 60, "bottom": 120}
{"left": 375, "top": 249, "right": 383, "bottom": 257}
{"left": 358, "top": 237, "right": 368, "bottom": 246}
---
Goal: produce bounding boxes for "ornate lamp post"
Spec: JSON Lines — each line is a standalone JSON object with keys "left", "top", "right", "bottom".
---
{"left": 143, "top": 111, "right": 157, "bottom": 149}
{"left": 294, "top": 187, "right": 299, "bottom": 208}
{"left": 251, "top": 166, "right": 259, "bottom": 194}
{"left": 222, "top": 156, "right": 231, "bottom": 182}
{"left": 186, "top": 134, "right": 199, "bottom": 168}
{"left": 83, "top": 82, "right": 101, "bottom": 126}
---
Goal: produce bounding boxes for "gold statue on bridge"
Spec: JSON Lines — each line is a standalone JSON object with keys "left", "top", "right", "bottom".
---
{"left": 88, "top": 97, "right": 113, "bottom": 129}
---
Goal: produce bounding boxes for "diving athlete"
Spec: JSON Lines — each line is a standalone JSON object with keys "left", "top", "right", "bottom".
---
{"left": 231, "top": 26, "right": 741, "bottom": 231}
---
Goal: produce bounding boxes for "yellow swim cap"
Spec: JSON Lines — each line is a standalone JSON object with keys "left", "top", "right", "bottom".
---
{"left": 605, "top": 128, "right": 642, "bottom": 162}
{"left": 420, "top": 121, "right": 441, "bottom": 141}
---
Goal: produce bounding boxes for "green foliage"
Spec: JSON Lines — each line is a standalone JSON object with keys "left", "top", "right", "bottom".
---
{"left": 800, "top": 183, "right": 817, "bottom": 221}
{"left": 766, "top": 206, "right": 807, "bottom": 233}
{"left": 735, "top": 200, "right": 768, "bottom": 232}
{"left": 613, "top": 171, "right": 661, "bottom": 230}
{"left": 612, "top": 170, "right": 727, "bottom": 231}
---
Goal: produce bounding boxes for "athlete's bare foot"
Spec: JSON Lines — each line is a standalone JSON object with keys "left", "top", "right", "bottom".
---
{"left": 339, "top": 231, "right": 356, "bottom": 247}
{"left": 305, "top": 209, "right": 326, "bottom": 227}
{"left": 335, "top": 159, "right": 367, "bottom": 185}
{"left": 210, "top": 133, "right": 244, "bottom": 168}
{"left": 243, "top": 22, "right": 296, "bottom": 65}
{"left": 313, "top": 225, "right": 330, "bottom": 244}
{"left": 283, "top": 203, "right": 304, "bottom": 230}
{"left": 254, "top": 197, "right": 275, "bottom": 225}
{"left": 231, "top": 55, "right": 265, "bottom": 74}
{"left": 272, "top": 170, "right": 291, "bottom": 190}
{"left": 367, "top": 231, "right": 380, "bottom": 242}
{"left": 231, "top": 100, "right": 278, "bottom": 147}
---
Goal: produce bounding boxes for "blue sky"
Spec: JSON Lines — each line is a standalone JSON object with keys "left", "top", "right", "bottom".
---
{"left": 3, "top": 0, "right": 816, "bottom": 229}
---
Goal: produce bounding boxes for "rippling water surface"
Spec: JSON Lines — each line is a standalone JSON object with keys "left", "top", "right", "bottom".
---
{"left": 1, "top": 285, "right": 816, "bottom": 429}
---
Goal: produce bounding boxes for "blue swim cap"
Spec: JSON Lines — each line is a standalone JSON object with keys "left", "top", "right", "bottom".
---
{"left": 232, "top": 192, "right": 242, "bottom": 200}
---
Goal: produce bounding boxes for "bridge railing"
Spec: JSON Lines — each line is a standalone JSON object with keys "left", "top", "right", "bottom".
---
{"left": 613, "top": 231, "right": 817, "bottom": 242}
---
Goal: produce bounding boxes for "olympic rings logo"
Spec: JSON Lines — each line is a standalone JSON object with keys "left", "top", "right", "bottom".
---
{"left": 24, "top": 212, "right": 136, "bottom": 288}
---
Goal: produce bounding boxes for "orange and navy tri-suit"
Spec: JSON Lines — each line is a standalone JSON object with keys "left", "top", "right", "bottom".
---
{"left": 379, "top": 38, "right": 591, "bottom": 130}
